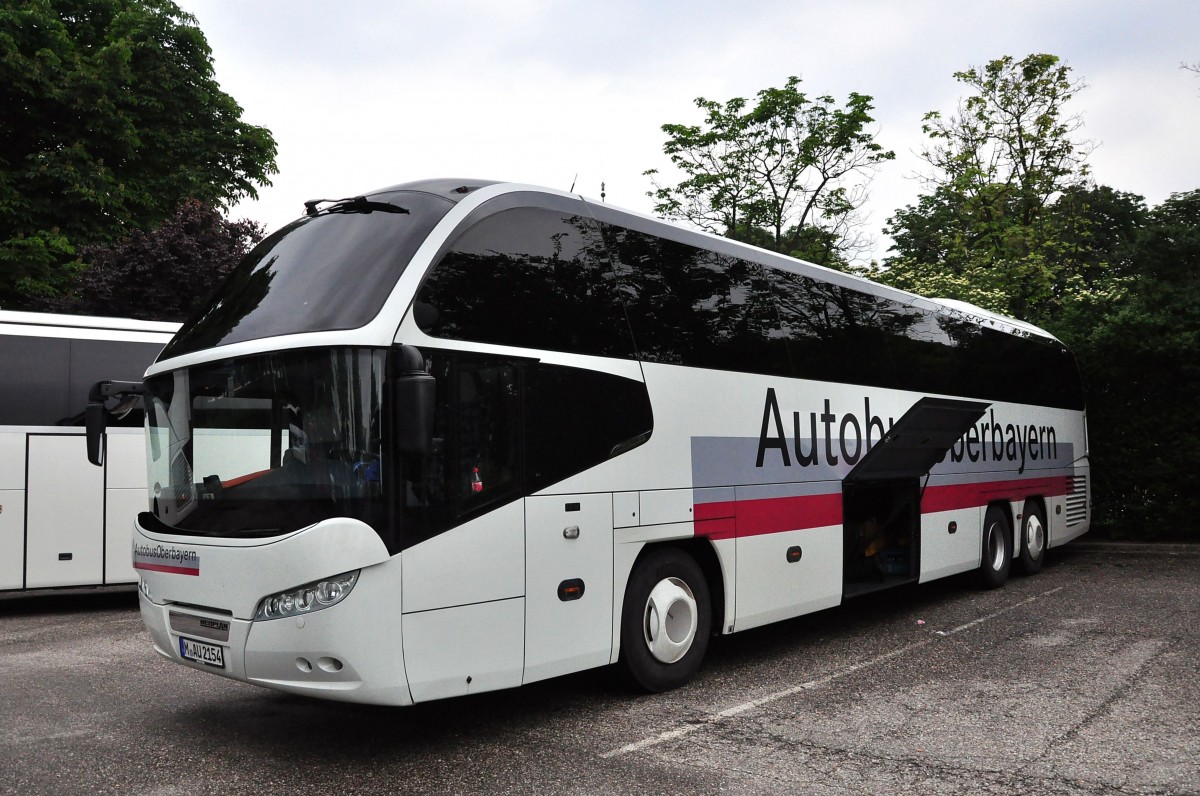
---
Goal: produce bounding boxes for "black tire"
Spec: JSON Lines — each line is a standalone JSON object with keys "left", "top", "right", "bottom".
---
{"left": 977, "top": 504, "right": 1012, "bottom": 589}
{"left": 619, "top": 547, "right": 711, "bottom": 693}
{"left": 1016, "top": 500, "right": 1047, "bottom": 576}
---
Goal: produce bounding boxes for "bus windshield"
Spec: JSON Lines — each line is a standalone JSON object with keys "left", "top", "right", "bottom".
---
{"left": 159, "top": 190, "right": 456, "bottom": 360}
{"left": 143, "top": 347, "right": 388, "bottom": 538}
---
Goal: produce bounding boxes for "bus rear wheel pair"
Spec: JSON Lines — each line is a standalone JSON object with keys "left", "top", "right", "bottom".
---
{"left": 978, "top": 501, "right": 1048, "bottom": 589}
{"left": 619, "top": 547, "right": 712, "bottom": 693}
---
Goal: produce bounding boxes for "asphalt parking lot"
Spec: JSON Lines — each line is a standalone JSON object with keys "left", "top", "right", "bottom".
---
{"left": 1, "top": 542, "right": 1197, "bottom": 795}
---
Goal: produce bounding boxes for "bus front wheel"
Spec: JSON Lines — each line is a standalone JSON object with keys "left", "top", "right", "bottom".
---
{"left": 977, "top": 505, "right": 1012, "bottom": 589}
{"left": 619, "top": 547, "right": 711, "bottom": 693}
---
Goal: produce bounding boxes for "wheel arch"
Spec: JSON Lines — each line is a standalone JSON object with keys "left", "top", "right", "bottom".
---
{"left": 989, "top": 498, "right": 1015, "bottom": 539}
{"left": 1021, "top": 494, "right": 1048, "bottom": 525}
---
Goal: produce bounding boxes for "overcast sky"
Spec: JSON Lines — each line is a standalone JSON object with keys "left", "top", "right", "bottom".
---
{"left": 177, "top": 0, "right": 1200, "bottom": 263}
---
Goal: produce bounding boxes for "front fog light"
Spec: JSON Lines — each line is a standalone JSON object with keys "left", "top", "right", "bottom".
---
{"left": 254, "top": 570, "right": 359, "bottom": 621}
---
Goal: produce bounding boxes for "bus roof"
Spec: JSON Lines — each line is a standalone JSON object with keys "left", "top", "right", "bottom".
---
{"left": 0, "top": 310, "right": 179, "bottom": 336}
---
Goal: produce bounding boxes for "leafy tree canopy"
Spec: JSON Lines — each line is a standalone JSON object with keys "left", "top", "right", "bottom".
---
{"left": 645, "top": 76, "right": 894, "bottom": 268}
{"left": 872, "top": 54, "right": 1094, "bottom": 322}
{"left": 0, "top": 0, "right": 277, "bottom": 308}
{"left": 47, "top": 198, "right": 264, "bottom": 322}
{"left": 1052, "top": 190, "right": 1200, "bottom": 539}
{"left": 864, "top": 53, "right": 1200, "bottom": 541}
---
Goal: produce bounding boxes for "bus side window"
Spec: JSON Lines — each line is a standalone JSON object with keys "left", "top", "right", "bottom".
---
{"left": 600, "top": 225, "right": 790, "bottom": 377}
{"left": 404, "top": 353, "right": 520, "bottom": 547}
{"left": 454, "top": 360, "right": 518, "bottom": 505}
{"left": 0, "top": 335, "right": 69, "bottom": 426}
{"left": 415, "top": 206, "right": 635, "bottom": 359}
{"left": 400, "top": 353, "right": 651, "bottom": 550}
{"left": 524, "top": 363, "right": 652, "bottom": 493}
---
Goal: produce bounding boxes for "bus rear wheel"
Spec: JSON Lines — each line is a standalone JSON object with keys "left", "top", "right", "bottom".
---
{"left": 619, "top": 547, "right": 711, "bottom": 693}
{"left": 977, "top": 505, "right": 1012, "bottom": 589}
{"left": 1017, "top": 500, "right": 1047, "bottom": 575}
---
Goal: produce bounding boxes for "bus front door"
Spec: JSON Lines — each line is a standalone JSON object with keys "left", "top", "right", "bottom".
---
{"left": 523, "top": 493, "right": 614, "bottom": 684}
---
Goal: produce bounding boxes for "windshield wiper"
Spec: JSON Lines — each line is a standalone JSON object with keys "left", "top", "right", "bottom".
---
{"left": 303, "top": 196, "right": 410, "bottom": 217}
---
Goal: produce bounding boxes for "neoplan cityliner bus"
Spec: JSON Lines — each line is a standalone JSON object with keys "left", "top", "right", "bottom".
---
{"left": 1, "top": 311, "right": 177, "bottom": 592}
{"left": 86, "top": 179, "right": 1090, "bottom": 705}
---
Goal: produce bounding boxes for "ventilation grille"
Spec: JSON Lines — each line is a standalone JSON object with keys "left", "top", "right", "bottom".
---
{"left": 1065, "top": 474, "right": 1088, "bottom": 526}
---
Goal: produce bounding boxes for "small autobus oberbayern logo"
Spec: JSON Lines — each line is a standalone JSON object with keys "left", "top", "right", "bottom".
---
{"left": 132, "top": 543, "right": 200, "bottom": 576}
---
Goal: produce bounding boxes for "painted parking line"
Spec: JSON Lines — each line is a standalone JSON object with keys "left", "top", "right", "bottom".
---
{"left": 601, "top": 586, "right": 1065, "bottom": 759}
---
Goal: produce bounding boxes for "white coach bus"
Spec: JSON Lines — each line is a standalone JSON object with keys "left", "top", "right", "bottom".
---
{"left": 1, "top": 311, "right": 177, "bottom": 592}
{"left": 86, "top": 180, "right": 1090, "bottom": 704}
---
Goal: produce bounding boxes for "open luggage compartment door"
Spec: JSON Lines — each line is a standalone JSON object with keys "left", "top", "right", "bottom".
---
{"left": 844, "top": 397, "right": 989, "bottom": 485}
{"left": 842, "top": 397, "right": 989, "bottom": 597}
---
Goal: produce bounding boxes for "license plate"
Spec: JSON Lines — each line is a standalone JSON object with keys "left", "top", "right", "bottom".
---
{"left": 179, "top": 636, "right": 225, "bottom": 668}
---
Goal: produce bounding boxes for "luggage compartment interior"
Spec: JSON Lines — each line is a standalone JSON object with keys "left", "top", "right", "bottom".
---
{"left": 842, "top": 479, "right": 920, "bottom": 598}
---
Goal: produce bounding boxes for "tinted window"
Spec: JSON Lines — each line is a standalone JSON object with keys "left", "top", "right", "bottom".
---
{"left": 770, "top": 270, "right": 904, "bottom": 385}
{"left": 162, "top": 190, "right": 456, "bottom": 359}
{"left": 524, "top": 363, "right": 653, "bottom": 493}
{"left": 397, "top": 351, "right": 652, "bottom": 550}
{"left": 600, "top": 220, "right": 1082, "bottom": 409}
{"left": 435, "top": 355, "right": 521, "bottom": 514}
{"left": 0, "top": 335, "right": 163, "bottom": 426}
{"left": 603, "top": 226, "right": 790, "bottom": 376}
{"left": 416, "top": 207, "right": 634, "bottom": 357}
{"left": 0, "top": 336, "right": 68, "bottom": 425}
{"left": 960, "top": 325, "right": 1084, "bottom": 409}
{"left": 398, "top": 353, "right": 523, "bottom": 549}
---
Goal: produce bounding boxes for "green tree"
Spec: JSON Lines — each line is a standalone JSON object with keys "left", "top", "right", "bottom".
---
{"left": 45, "top": 199, "right": 264, "bottom": 322}
{"left": 1052, "top": 191, "right": 1200, "bottom": 540}
{"left": 0, "top": 0, "right": 277, "bottom": 308}
{"left": 874, "top": 54, "right": 1093, "bottom": 322}
{"left": 645, "top": 76, "right": 894, "bottom": 267}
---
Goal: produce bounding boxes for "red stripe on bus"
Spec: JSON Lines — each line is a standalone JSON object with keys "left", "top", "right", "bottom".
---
{"left": 696, "top": 493, "right": 842, "bottom": 540}
{"left": 695, "top": 501, "right": 735, "bottom": 522}
{"left": 694, "top": 474, "right": 1075, "bottom": 540}
{"left": 133, "top": 562, "right": 200, "bottom": 576}
{"left": 920, "top": 475, "right": 1073, "bottom": 513}
{"left": 695, "top": 517, "right": 736, "bottom": 540}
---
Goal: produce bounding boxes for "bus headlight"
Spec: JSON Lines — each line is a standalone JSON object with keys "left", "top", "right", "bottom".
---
{"left": 254, "top": 570, "right": 360, "bottom": 621}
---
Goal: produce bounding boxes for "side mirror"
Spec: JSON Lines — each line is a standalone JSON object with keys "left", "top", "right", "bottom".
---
{"left": 85, "top": 380, "right": 146, "bottom": 467}
{"left": 393, "top": 345, "right": 435, "bottom": 455}
{"left": 85, "top": 402, "right": 107, "bottom": 466}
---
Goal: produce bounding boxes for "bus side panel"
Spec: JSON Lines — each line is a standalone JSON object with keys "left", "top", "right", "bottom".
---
{"left": 104, "top": 431, "right": 149, "bottom": 585}
{"left": 0, "top": 489, "right": 24, "bottom": 590}
{"left": 400, "top": 500, "right": 525, "bottom": 701}
{"left": 400, "top": 500, "right": 525, "bottom": 613}
{"left": 25, "top": 434, "right": 104, "bottom": 588}
{"left": 919, "top": 504, "right": 983, "bottom": 582}
{"left": 402, "top": 598, "right": 525, "bottom": 702}
{"left": 523, "top": 493, "right": 614, "bottom": 684}
{"left": 734, "top": 522, "right": 842, "bottom": 633}
{"left": 0, "top": 431, "right": 24, "bottom": 590}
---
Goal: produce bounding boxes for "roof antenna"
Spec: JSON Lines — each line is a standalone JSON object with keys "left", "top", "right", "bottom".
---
{"left": 569, "top": 173, "right": 577, "bottom": 193}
